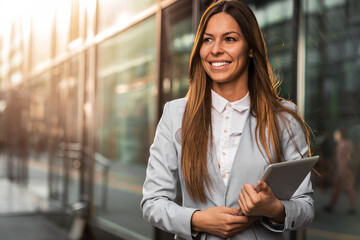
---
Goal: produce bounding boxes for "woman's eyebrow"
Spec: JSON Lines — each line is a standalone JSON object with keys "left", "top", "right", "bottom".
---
{"left": 204, "top": 31, "right": 241, "bottom": 36}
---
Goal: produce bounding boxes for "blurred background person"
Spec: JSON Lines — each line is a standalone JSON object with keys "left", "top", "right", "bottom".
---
{"left": 323, "top": 128, "right": 357, "bottom": 214}
{"left": 315, "top": 130, "right": 334, "bottom": 191}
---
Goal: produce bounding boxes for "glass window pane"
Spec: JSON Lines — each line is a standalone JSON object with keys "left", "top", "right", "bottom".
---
{"left": 49, "top": 64, "right": 67, "bottom": 203}
{"left": 304, "top": 0, "right": 360, "bottom": 239}
{"left": 0, "top": 35, "right": 3, "bottom": 89}
{"left": 31, "top": 2, "right": 53, "bottom": 71}
{"left": 28, "top": 72, "right": 51, "bottom": 198}
{"left": 2, "top": 84, "right": 30, "bottom": 184}
{"left": 68, "top": 56, "right": 80, "bottom": 143}
{"left": 9, "top": 20, "right": 24, "bottom": 88}
{"left": 67, "top": 56, "right": 81, "bottom": 205}
{"left": 161, "top": 0, "right": 194, "bottom": 105}
{"left": 85, "top": 0, "right": 97, "bottom": 38}
{"left": 251, "top": 0, "right": 295, "bottom": 98}
{"left": 97, "top": 0, "right": 156, "bottom": 33}
{"left": 96, "top": 16, "right": 156, "bottom": 239}
{"left": 47, "top": 58, "right": 81, "bottom": 207}
{"left": 54, "top": 0, "right": 71, "bottom": 57}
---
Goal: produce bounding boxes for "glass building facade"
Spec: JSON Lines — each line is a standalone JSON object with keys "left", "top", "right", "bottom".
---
{"left": 0, "top": 0, "right": 359, "bottom": 239}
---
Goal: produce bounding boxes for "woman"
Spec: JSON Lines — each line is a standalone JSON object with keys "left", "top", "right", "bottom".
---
{"left": 324, "top": 128, "right": 357, "bottom": 214}
{"left": 141, "top": 0, "right": 314, "bottom": 239}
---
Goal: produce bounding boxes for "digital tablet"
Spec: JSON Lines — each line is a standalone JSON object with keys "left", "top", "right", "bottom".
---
{"left": 260, "top": 156, "right": 318, "bottom": 200}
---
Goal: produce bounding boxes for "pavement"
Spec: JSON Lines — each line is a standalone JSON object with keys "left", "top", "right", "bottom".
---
{"left": 306, "top": 188, "right": 360, "bottom": 240}
{"left": 0, "top": 153, "right": 359, "bottom": 240}
{"left": 0, "top": 178, "right": 68, "bottom": 240}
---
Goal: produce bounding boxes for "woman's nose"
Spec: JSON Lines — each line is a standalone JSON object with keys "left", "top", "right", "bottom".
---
{"left": 211, "top": 41, "right": 224, "bottom": 55}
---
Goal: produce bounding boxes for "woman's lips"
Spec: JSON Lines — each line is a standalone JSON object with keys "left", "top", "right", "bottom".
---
{"left": 209, "top": 61, "right": 231, "bottom": 70}
{"left": 211, "top": 61, "right": 230, "bottom": 67}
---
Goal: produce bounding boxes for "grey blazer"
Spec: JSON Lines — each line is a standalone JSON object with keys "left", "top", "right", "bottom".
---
{"left": 141, "top": 98, "right": 314, "bottom": 240}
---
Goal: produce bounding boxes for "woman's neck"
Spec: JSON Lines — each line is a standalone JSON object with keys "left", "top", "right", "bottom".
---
{"left": 212, "top": 81, "right": 248, "bottom": 102}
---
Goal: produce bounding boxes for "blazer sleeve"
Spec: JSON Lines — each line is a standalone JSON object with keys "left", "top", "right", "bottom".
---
{"left": 262, "top": 109, "right": 315, "bottom": 232}
{"left": 140, "top": 102, "right": 197, "bottom": 240}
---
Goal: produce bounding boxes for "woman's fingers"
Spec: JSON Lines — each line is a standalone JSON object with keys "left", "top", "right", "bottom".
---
{"left": 257, "top": 180, "right": 270, "bottom": 193}
{"left": 239, "top": 184, "right": 261, "bottom": 215}
{"left": 193, "top": 207, "right": 258, "bottom": 238}
{"left": 220, "top": 206, "right": 242, "bottom": 216}
{"left": 237, "top": 199, "right": 245, "bottom": 215}
{"left": 221, "top": 215, "right": 259, "bottom": 237}
{"left": 238, "top": 181, "right": 283, "bottom": 218}
{"left": 243, "top": 184, "right": 261, "bottom": 201}
{"left": 238, "top": 192, "right": 249, "bottom": 214}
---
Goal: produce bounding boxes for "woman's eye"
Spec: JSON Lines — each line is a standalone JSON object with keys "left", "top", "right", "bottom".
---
{"left": 225, "top": 37, "right": 236, "bottom": 42}
{"left": 203, "top": 38, "right": 212, "bottom": 43}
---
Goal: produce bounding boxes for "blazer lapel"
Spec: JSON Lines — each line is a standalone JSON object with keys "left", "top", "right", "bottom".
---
{"left": 207, "top": 143, "right": 226, "bottom": 206}
{"left": 224, "top": 114, "right": 269, "bottom": 206}
{"left": 226, "top": 114, "right": 252, "bottom": 187}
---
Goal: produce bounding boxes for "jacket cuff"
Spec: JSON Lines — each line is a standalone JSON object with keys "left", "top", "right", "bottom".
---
{"left": 281, "top": 200, "right": 297, "bottom": 230}
{"left": 175, "top": 207, "right": 199, "bottom": 240}
{"left": 261, "top": 216, "right": 285, "bottom": 232}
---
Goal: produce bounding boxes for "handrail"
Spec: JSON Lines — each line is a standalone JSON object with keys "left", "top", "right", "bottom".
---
{"left": 93, "top": 152, "right": 110, "bottom": 211}
{"left": 82, "top": 146, "right": 111, "bottom": 169}
{"left": 94, "top": 152, "right": 111, "bottom": 168}
{"left": 56, "top": 143, "right": 110, "bottom": 211}
{"left": 59, "top": 142, "right": 82, "bottom": 151}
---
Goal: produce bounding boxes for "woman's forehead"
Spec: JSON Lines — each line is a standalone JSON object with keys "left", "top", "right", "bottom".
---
{"left": 204, "top": 12, "right": 242, "bottom": 35}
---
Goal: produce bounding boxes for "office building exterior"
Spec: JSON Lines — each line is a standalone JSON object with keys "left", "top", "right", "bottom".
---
{"left": 0, "top": 0, "right": 359, "bottom": 239}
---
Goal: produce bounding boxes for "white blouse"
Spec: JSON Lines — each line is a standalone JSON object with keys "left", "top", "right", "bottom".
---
{"left": 211, "top": 90, "right": 250, "bottom": 186}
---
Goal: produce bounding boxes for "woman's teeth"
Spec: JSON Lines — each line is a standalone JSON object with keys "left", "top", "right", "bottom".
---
{"left": 211, "top": 62, "right": 229, "bottom": 67}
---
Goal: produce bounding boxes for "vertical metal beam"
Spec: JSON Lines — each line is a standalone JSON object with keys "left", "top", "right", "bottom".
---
{"left": 291, "top": 0, "right": 300, "bottom": 104}
{"left": 193, "top": 0, "right": 201, "bottom": 34}
{"left": 155, "top": 0, "right": 163, "bottom": 122}
{"left": 78, "top": 0, "right": 87, "bottom": 203}
{"left": 292, "top": 1, "right": 307, "bottom": 240}
{"left": 63, "top": 60, "right": 70, "bottom": 208}
{"left": 78, "top": 53, "right": 86, "bottom": 200}
{"left": 88, "top": 45, "right": 96, "bottom": 219}
{"left": 87, "top": 0, "right": 98, "bottom": 219}
{"left": 48, "top": 11, "right": 57, "bottom": 199}
{"left": 296, "top": 0, "right": 306, "bottom": 117}
{"left": 155, "top": 2, "right": 165, "bottom": 238}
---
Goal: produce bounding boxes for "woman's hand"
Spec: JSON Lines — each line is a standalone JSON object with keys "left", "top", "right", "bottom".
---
{"left": 191, "top": 206, "right": 258, "bottom": 238}
{"left": 238, "top": 181, "right": 285, "bottom": 223}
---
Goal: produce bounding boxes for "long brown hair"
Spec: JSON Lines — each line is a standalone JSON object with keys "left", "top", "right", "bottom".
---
{"left": 181, "top": 0, "right": 311, "bottom": 202}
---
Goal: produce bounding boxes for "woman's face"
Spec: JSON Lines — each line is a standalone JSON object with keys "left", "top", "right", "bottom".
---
{"left": 334, "top": 130, "right": 342, "bottom": 142}
{"left": 200, "top": 12, "right": 252, "bottom": 87}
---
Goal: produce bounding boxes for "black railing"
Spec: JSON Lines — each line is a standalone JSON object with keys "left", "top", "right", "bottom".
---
{"left": 56, "top": 143, "right": 110, "bottom": 211}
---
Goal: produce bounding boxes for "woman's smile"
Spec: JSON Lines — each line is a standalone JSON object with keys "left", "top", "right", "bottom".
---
{"left": 209, "top": 60, "right": 231, "bottom": 69}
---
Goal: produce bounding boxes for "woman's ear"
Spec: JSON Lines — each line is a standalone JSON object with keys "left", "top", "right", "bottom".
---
{"left": 249, "top": 49, "right": 253, "bottom": 58}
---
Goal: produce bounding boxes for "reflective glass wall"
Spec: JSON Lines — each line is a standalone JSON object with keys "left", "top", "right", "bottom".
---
{"left": 95, "top": 16, "right": 157, "bottom": 238}
{"left": 250, "top": 0, "right": 296, "bottom": 99}
{"left": 28, "top": 72, "right": 50, "bottom": 197}
{"left": 303, "top": 0, "right": 360, "bottom": 238}
{"left": 160, "top": 0, "right": 194, "bottom": 106}
{"left": 0, "top": 0, "right": 359, "bottom": 240}
{"left": 250, "top": 0, "right": 360, "bottom": 239}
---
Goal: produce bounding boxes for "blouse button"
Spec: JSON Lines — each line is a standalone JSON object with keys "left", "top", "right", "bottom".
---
{"left": 224, "top": 129, "right": 228, "bottom": 133}
{"left": 225, "top": 116, "right": 229, "bottom": 120}
{"left": 222, "top": 173, "right": 226, "bottom": 178}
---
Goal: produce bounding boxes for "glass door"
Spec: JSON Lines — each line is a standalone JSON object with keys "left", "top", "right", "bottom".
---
{"left": 48, "top": 64, "right": 67, "bottom": 204}
{"left": 27, "top": 72, "right": 51, "bottom": 198}
{"left": 49, "top": 56, "right": 82, "bottom": 207}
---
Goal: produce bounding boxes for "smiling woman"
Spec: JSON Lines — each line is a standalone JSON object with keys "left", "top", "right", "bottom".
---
{"left": 200, "top": 12, "right": 253, "bottom": 102}
{"left": 141, "top": 0, "right": 314, "bottom": 239}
